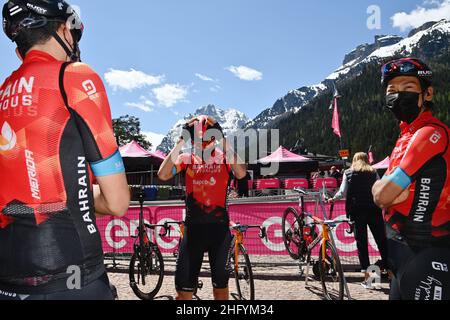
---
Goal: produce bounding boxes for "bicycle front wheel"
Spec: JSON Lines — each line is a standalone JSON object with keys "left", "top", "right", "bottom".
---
{"left": 282, "top": 207, "right": 303, "bottom": 260}
{"left": 232, "top": 244, "right": 255, "bottom": 300}
{"left": 129, "top": 245, "right": 165, "bottom": 300}
{"left": 319, "top": 241, "right": 345, "bottom": 300}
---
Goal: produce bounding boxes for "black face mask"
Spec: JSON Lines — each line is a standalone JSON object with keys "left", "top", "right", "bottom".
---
{"left": 386, "top": 92, "right": 422, "bottom": 124}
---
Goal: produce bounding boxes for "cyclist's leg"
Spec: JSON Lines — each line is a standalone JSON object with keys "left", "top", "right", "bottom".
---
{"left": 386, "top": 237, "right": 415, "bottom": 300}
{"left": 367, "top": 208, "right": 389, "bottom": 270}
{"left": 398, "top": 247, "right": 450, "bottom": 300}
{"left": 175, "top": 224, "right": 205, "bottom": 300}
{"left": 0, "top": 273, "right": 114, "bottom": 300}
{"left": 207, "top": 224, "right": 233, "bottom": 301}
{"left": 45, "top": 273, "right": 114, "bottom": 300}
{"left": 353, "top": 212, "right": 371, "bottom": 273}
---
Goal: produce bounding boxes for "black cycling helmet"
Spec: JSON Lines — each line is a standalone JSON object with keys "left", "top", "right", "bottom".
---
{"left": 2, "top": 0, "right": 83, "bottom": 61}
{"left": 381, "top": 58, "right": 433, "bottom": 90}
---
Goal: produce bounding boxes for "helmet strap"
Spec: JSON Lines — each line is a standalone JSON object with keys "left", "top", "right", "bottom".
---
{"left": 51, "top": 30, "right": 80, "bottom": 62}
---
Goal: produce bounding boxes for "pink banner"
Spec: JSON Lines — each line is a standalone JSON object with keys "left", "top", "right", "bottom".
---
{"left": 97, "top": 201, "right": 382, "bottom": 259}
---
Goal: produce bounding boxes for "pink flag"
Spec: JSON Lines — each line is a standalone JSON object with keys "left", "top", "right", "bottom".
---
{"left": 332, "top": 98, "right": 342, "bottom": 138}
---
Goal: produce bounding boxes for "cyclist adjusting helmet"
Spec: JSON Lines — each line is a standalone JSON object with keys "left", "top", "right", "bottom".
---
{"left": 0, "top": 0, "right": 130, "bottom": 300}
{"left": 158, "top": 115, "right": 247, "bottom": 300}
{"left": 373, "top": 58, "right": 450, "bottom": 300}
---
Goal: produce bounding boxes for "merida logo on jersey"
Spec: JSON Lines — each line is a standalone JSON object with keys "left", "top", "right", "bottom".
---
{"left": 25, "top": 150, "right": 41, "bottom": 200}
{"left": 414, "top": 178, "right": 432, "bottom": 223}
{"left": 0, "top": 77, "right": 34, "bottom": 111}
{"left": 0, "top": 121, "right": 17, "bottom": 152}
{"left": 77, "top": 157, "right": 97, "bottom": 235}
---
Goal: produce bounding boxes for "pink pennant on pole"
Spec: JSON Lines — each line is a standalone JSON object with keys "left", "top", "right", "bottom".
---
{"left": 332, "top": 98, "right": 342, "bottom": 138}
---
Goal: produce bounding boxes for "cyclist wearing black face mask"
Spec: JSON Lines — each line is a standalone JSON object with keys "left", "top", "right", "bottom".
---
{"left": 373, "top": 58, "right": 450, "bottom": 300}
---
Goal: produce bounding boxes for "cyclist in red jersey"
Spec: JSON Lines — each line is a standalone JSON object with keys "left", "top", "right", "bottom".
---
{"left": 0, "top": 0, "right": 130, "bottom": 300}
{"left": 373, "top": 58, "right": 450, "bottom": 300}
{"left": 158, "top": 115, "right": 247, "bottom": 300}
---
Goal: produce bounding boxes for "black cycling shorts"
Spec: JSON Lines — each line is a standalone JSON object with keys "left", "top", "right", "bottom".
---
{"left": 388, "top": 239, "right": 450, "bottom": 301}
{"left": 0, "top": 273, "right": 114, "bottom": 301}
{"left": 175, "top": 223, "right": 233, "bottom": 292}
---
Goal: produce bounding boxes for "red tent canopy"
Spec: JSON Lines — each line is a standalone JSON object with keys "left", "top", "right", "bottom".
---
{"left": 119, "top": 141, "right": 165, "bottom": 161}
{"left": 373, "top": 157, "right": 390, "bottom": 170}
{"left": 258, "top": 146, "right": 312, "bottom": 164}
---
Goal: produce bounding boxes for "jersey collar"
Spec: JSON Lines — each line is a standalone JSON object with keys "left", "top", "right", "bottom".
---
{"left": 23, "top": 50, "right": 59, "bottom": 64}
{"left": 400, "top": 111, "right": 435, "bottom": 135}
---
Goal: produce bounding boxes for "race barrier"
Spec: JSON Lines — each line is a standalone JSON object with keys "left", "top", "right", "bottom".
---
{"left": 97, "top": 200, "right": 382, "bottom": 265}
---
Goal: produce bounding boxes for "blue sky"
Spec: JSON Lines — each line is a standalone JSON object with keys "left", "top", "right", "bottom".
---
{"left": 1, "top": 0, "right": 448, "bottom": 145}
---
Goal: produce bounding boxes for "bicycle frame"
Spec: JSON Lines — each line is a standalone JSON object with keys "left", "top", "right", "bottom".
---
{"left": 292, "top": 187, "right": 352, "bottom": 300}
{"left": 230, "top": 224, "right": 267, "bottom": 271}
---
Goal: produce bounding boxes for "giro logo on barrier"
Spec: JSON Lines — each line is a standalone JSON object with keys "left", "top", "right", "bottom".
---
{"left": 104, "top": 218, "right": 183, "bottom": 250}
{"left": 261, "top": 217, "right": 288, "bottom": 252}
{"left": 99, "top": 203, "right": 381, "bottom": 258}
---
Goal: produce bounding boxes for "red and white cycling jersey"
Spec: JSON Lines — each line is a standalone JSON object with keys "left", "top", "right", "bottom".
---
{"left": 175, "top": 149, "right": 232, "bottom": 225}
{"left": 0, "top": 50, "right": 124, "bottom": 294}
{"left": 386, "top": 111, "right": 450, "bottom": 248}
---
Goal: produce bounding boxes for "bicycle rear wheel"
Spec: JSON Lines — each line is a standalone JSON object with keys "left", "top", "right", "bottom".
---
{"left": 129, "top": 244, "right": 165, "bottom": 300}
{"left": 318, "top": 241, "right": 345, "bottom": 300}
{"left": 282, "top": 207, "right": 304, "bottom": 260}
{"left": 232, "top": 244, "right": 255, "bottom": 300}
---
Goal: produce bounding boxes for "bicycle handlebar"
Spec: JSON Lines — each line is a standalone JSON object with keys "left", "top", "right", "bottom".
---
{"left": 231, "top": 224, "right": 268, "bottom": 241}
{"left": 159, "top": 221, "right": 185, "bottom": 237}
{"left": 303, "top": 214, "right": 351, "bottom": 227}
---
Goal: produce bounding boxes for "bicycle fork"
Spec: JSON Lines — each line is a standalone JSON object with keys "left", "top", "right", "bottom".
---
{"left": 234, "top": 232, "right": 243, "bottom": 272}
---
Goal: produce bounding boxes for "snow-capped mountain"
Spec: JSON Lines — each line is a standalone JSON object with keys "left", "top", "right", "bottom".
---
{"left": 246, "top": 19, "right": 450, "bottom": 130}
{"left": 157, "top": 105, "right": 249, "bottom": 153}
{"left": 245, "top": 84, "right": 326, "bottom": 129}
{"left": 327, "top": 19, "right": 450, "bottom": 81}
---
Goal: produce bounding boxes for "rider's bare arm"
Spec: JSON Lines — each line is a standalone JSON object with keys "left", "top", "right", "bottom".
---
{"left": 158, "top": 139, "right": 186, "bottom": 181}
{"left": 373, "top": 126, "right": 448, "bottom": 209}
{"left": 94, "top": 177, "right": 130, "bottom": 217}
{"left": 223, "top": 138, "right": 247, "bottom": 180}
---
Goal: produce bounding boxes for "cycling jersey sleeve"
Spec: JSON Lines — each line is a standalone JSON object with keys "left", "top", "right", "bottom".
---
{"left": 62, "top": 63, "right": 125, "bottom": 177}
{"left": 398, "top": 126, "right": 448, "bottom": 180}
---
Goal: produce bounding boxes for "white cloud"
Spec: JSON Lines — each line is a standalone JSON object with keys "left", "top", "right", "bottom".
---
{"left": 392, "top": 0, "right": 450, "bottom": 31}
{"left": 125, "top": 97, "right": 155, "bottom": 113}
{"left": 152, "top": 84, "right": 188, "bottom": 107}
{"left": 104, "top": 68, "right": 163, "bottom": 91}
{"left": 195, "top": 73, "right": 216, "bottom": 82}
{"left": 142, "top": 131, "right": 165, "bottom": 151}
{"left": 226, "top": 65, "right": 263, "bottom": 81}
{"left": 210, "top": 85, "right": 222, "bottom": 92}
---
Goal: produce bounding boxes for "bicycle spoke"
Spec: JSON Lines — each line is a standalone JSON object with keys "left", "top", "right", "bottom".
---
{"left": 129, "top": 246, "right": 164, "bottom": 300}
{"left": 233, "top": 246, "right": 255, "bottom": 300}
{"left": 319, "top": 243, "right": 344, "bottom": 300}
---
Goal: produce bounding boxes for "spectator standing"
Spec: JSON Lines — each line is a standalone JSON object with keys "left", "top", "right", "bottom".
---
{"left": 330, "top": 153, "right": 389, "bottom": 288}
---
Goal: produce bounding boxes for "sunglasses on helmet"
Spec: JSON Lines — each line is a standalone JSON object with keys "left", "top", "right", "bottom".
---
{"left": 382, "top": 59, "right": 425, "bottom": 77}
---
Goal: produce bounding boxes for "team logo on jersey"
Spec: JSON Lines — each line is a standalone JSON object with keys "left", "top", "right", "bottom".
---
{"left": 432, "top": 261, "right": 449, "bottom": 272}
{"left": 430, "top": 131, "right": 442, "bottom": 144}
{"left": 82, "top": 80, "right": 97, "bottom": 97}
{"left": 0, "top": 122, "right": 17, "bottom": 152}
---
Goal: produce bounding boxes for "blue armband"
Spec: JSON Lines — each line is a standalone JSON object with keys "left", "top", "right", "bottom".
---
{"left": 90, "top": 150, "right": 125, "bottom": 177}
{"left": 172, "top": 166, "right": 178, "bottom": 176}
{"left": 382, "top": 168, "right": 412, "bottom": 190}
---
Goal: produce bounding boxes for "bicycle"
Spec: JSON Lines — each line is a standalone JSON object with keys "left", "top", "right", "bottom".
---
{"left": 160, "top": 221, "right": 267, "bottom": 300}
{"left": 229, "top": 223, "right": 267, "bottom": 301}
{"left": 282, "top": 187, "right": 352, "bottom": 300}
{"left": 159, "top": 221, "right": 205, "bottom": 298}
{"left": 129, "top": 184, "right": 165, "bottom": 300}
